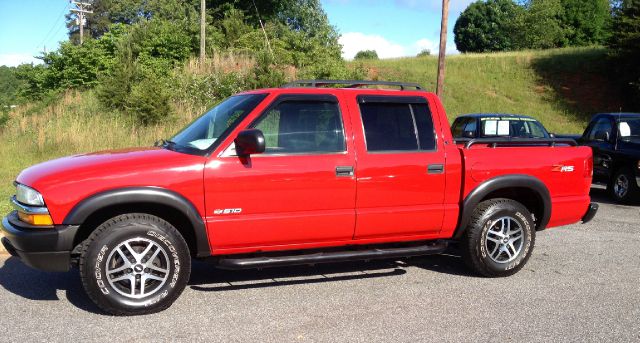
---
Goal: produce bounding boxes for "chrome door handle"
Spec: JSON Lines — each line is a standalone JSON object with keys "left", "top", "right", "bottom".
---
{"left": 336, "top": 166, "right": 354, "bottom": 177}
{"left": 427, "top": 164, "right": 444, "bottom": 174}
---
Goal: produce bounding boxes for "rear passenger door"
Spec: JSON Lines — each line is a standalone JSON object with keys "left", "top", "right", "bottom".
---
{"left": 348, "top": 95, "right": 446, "bottom": 239}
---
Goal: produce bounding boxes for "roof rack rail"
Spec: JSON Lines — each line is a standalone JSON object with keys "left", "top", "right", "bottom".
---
{"left": 282, "top": 79, "right": 424, "bottom": 91}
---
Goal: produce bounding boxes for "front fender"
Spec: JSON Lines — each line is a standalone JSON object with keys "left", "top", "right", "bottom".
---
{"left": 64, "top": 187, "right": 210, "bottom": 257}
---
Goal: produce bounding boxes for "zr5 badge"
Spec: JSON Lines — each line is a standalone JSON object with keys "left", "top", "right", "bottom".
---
{"left": 552, "top": 165, "right": 574, "bottom": 172}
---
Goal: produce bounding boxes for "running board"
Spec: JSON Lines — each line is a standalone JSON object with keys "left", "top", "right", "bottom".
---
{"left": 217, "top": 241, "right": 448, "bottom": 270}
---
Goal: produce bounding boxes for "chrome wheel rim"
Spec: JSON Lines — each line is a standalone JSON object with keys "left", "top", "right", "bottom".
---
{"left": 485, "top": 216, "right": 524, "bottom": 264}
{"left": 614, "top": 174, "right": 629, "bottom": 199}
{"left": 105, "top": 237, "right": 170, "bottom": 299}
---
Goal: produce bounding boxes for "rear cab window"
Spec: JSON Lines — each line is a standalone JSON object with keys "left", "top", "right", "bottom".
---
{"left": 357, "top": 95, "right": 436, "bottom": 152}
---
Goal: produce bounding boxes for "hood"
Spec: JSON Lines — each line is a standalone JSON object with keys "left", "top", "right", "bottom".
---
{"left": 15, "top": 147, "right": 207, "bottom": 223}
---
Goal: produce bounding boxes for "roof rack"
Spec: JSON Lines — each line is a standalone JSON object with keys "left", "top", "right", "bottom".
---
{"left": 282, "top": 79, "right": 424, "bottom": 91}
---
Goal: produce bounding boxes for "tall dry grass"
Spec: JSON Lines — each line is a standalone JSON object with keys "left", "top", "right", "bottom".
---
{"left": 0, "top": 90, "right": 199, "bottom": 215}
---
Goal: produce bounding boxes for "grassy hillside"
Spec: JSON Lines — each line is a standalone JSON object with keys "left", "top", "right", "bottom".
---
{"left": 359, "top": 47, "right": 624, "bottom": 134}
{"left": 0, "top": 47, "right": 625, "bottom": 216}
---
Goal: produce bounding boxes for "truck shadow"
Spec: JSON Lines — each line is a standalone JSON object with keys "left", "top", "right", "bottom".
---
{"left": 0, "top": 251, "right": 470, "bottom": 313}
{"left": 588, "top": 185, "right": 639, "bottom": 206}
{"left": 188, "top": 252, "right": 471, "bottom": 292}
{"left": 590, "top": 186, "right": 615, "bottom": 205}
{"left": 0, "top": 257, "right": 102, "bottom": 314}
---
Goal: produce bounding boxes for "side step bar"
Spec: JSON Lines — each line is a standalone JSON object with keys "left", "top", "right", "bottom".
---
{"left": 217, "top": 241, "right": 448, "bottom": 270}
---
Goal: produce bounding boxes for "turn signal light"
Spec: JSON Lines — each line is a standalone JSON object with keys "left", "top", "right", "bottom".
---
{"left": 18, "top": 211, "right": 54, "bottom": 226}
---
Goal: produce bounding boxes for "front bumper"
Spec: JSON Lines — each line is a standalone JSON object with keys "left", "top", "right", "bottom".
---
{"left": 1, "top": 211, "right": 79, "bottom": 272}
{"left": 581, "top": 203, "right": 599, "bottom": 224}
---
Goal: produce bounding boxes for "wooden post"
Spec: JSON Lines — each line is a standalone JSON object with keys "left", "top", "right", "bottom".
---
{"left": 436, "top": 0, "right": 449, "bottom": 97}
{"left": 200, "top": 0, "right": 206, "bottom": 64}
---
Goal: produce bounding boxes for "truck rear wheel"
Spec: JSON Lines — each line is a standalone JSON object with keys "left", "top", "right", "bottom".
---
{"left": 79, "top": 213, "right": 191, "bottom": 315}
{"left": 461, "top": 199, "right": 535, "bottom": 277}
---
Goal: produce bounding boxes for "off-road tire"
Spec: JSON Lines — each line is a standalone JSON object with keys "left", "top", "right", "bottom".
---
{"left": 79, "top": 213, "right": 191, "bottom": 315}
{"left": 461, "top": 199, "right": 535, "bottom": 277}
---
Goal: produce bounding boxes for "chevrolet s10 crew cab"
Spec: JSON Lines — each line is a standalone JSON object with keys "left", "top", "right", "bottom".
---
{"left": 2, "top": 80, "right": 599, "bottom": 315}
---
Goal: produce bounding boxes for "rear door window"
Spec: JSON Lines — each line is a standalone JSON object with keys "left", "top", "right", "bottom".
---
{"left": 359, "top": 98, "right": 436, "bottom": 152}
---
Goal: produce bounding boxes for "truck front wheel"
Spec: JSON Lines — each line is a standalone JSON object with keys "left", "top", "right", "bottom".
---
{"left": 79, "top": 213, "right": 191, "bottom": 315}
{"left": 461, "top": 199, "right": 535, "bottom": 277}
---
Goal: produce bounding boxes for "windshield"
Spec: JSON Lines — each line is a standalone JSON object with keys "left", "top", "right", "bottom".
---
{"left": 170, "top": 93, "right": 268, "bottom": 152}
{"left": 617, "top": 117, "right": 640, "bottom": 143}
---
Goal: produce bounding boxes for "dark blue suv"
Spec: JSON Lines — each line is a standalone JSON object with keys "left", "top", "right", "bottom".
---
{"left": 451, "top": 113, "right": 551, "bottom": 140}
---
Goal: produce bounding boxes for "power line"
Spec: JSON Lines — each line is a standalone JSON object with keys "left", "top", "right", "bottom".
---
{"left": 36, "top": 1, "right": 71, "bottom": 53}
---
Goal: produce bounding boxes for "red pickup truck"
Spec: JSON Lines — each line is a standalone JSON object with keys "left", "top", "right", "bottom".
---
{"left": 2, "top": 80, "right": 597, "bottom": 315}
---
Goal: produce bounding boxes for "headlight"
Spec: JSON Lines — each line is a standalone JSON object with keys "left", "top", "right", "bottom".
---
{"left": 15, "top": 184, "right": 45, "bottom": 206}
{"left": 637, "top": 160, "right": 640, "bottom": 170}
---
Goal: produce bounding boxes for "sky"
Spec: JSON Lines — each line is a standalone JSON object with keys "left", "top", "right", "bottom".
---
{"left": 0, "top": 0, "right": 473, "bottom": 67}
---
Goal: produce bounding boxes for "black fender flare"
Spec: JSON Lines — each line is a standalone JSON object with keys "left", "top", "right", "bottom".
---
{"left": 454, "top": 174, "right": 551, "bottom": 239}
{"left": 63, "top": 187, "right": 210, "bottom": 257}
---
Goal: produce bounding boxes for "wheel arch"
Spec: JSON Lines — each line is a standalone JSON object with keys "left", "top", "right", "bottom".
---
{"left": 64, "top": 187, "right": 210, "bottom": 258}
{"left": 454, "top": 175, "right": 551, "bottom": 239}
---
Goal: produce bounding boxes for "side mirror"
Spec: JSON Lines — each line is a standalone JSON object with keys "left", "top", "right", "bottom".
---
{"left": 549, "top": 133, "right": 555, "bottom": 138}
{"left": 462, "top": 130, "right": 476, "bottom": 138}
{"left": 594, "top": 130, "right": 610, "bottom": 142}
{"left": 235, "top": 129, "right": 265, "bottom": 156}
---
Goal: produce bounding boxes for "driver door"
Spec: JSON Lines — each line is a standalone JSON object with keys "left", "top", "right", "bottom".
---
{"left": 584, "top": 116, "right": 614, "bottom": 181}
{"left": 203, "top": 93, "right": 357, "bottom": 252}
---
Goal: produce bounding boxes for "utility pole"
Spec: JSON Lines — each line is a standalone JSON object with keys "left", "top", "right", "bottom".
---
{"left": 70, "top": 1, "right": 93, "bottom": 44}
{"left": 436, "top": 0, "right": 449, "bottom": 98}
{"left": 200, "top": 0, "right": 206, "bottom": 64}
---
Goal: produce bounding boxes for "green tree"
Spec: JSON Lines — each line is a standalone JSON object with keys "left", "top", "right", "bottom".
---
{"left": 515, "top": 0, "right": 566, "bottom": 49}
{"left": 559, "top": 0, "right": 611, "bottom": 46}
{"left": 454, "top": 0, "right": 526, "bottom": 53}
{"left": 66, "top": 0, "right": 197, "bottom": 42}
{"left": 608, "top": 0, "right": 640, "bottom": 106}
{"left": 0, "top": 66, "right": 25, "bottom": 107}
{"left": 354, "top": 50, "right": 379, "bottom": 60}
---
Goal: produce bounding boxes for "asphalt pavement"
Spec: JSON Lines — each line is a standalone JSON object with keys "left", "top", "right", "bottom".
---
{"left": 0, "top": 186, "right": 638, "bottom": 342}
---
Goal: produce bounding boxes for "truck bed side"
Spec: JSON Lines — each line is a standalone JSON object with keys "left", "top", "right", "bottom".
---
{"left": 459, "top": 145, "right": 593, "bottom": 229}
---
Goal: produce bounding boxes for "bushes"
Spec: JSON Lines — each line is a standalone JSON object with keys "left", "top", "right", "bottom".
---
{"left": 0, "top": 110, "right": 8, "bottom": 130}
{"left": 14, "top": 2, "right": 358, "bottom": 126}
{"left": 126, "top": 77, "right": 172, "bottom": 124}
{"left": 96, "top": 19, "right": 197, "bottom": 124}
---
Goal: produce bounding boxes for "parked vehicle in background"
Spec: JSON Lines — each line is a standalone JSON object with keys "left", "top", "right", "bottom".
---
{"left": 572, "top": 113, "right": 640, "bottom": 203}
{"left": 451, "top": 113, "right": 552, "bottom": 141}
{"left": 2, "top": 80, "right": 597, "bottom": 315}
